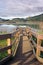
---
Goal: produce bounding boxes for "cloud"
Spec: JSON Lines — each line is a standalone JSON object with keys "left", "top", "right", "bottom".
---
{"left": 0, "top": 0, "right": 43, "bottom": 18}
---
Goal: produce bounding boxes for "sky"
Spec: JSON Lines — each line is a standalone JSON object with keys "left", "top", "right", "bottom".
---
{"left": 0, "top": 0, "right": 43, "bottom": 19}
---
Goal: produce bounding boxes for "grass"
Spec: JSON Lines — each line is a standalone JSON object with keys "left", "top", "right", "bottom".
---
{"left": 0, "top": 39, "right": 7, "bottom": 48}
{"left": 0, "top": 51, "right": 8, "bottom": 60}
{"left": 0, "top": 37, "right": 15, "bottom": 60}
{"left": 38, "top": 31, "right": 43, "bottom": 34}
{"left": 0, "top": 39, "right": 8, "bottom": 60}
{"left": 0, "top": 32, "right": 7, "bottom": 35}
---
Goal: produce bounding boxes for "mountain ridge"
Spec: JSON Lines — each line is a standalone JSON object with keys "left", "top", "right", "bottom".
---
{"left": 0, "top": 14, "right": 43, "bottom": 22}
{"left": 26, "top": 14, "right": 43, "bottom": 21}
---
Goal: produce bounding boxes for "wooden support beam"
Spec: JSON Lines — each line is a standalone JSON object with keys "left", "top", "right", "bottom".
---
{"left": 36, "top": 36, "right": 41, "bottom": 56}
{"left": 7, "top": 38, "right": 12, "bottom": 55}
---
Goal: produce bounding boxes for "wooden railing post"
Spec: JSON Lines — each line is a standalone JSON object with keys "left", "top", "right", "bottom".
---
{"left": 7, "top": 38, "right": 12, "bottom": 55}
{"left": 36, "top": 36, "right": 41, "bottom": 56}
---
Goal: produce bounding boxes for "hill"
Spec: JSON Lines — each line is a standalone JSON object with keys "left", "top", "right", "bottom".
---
{"left": 0, "top": 18, "right": 9, "bottom": 23}
{"left": 10, "top": 14, "right": 43, "bottom": 23}
{"left": 0, "top": 14, "right": 43, "bottom": 23}
{"left": 11, "top": 18, "right": 27, "bottom": 22}
{"left": 27, "top": 14, "right": 43, "bottom": 21}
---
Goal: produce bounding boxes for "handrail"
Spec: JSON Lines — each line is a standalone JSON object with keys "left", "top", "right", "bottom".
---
{"left": 25, "top": 27, "right": 43, "bottom": 63}
{"left": 0, "top": 29, "right": 20, "bottom": 39}
{"left": 0, "top": 45, "right": 12, "bottom": 52}
{"left": 0, "top": 28, "right": 21, "bottom": 64}
{"left": 37, "top": 46, "right": 43, "bottom": 52}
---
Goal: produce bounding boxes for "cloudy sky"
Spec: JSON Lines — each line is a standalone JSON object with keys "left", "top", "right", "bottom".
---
{"left": 0, "top": 0, "right": 43, "bottom": 19}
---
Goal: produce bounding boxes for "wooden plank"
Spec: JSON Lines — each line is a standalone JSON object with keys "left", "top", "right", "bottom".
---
{"left": 0, "top": 45, "right": 12, "bottom": 52}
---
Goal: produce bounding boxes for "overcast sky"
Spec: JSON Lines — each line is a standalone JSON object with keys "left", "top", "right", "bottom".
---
{"left": 0, "top": 0, "right": 43, "bottom": 19}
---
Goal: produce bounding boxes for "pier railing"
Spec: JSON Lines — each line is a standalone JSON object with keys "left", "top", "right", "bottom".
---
{"left": 0, "top": 28, "right": 21, "bottom": 64}
{"left": 24, "top": 27, "right": 43, "bottom": 63}
{"left": 0, "top": 27, "right": 43, "bottom": 63}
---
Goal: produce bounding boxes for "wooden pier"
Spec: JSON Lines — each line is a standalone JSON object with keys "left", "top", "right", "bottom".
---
{"left": 0, "top": 27, "right": 43, "bottom": 65}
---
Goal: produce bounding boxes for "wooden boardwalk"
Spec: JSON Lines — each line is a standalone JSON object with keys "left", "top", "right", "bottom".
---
{"left": 4, "top": 35, "right": 43, "bottom": 65}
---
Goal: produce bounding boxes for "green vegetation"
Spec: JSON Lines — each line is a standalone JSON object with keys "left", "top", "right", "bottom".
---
{"left": 40, "top": 51, "right": 43, "bottom": 58}
{"left": 28, "top": 24, "right": 39, "bottom": 29}
{"left": 32, "top": 35, "right": 37, "bottom": 44}
{"left": 0, "top": 39, "right": 7, "bottom": 48}
{"left": 0, "top": 32, "right": 7, "bottom": 35}
{"left": 27, "top": 14, "right": 43, "bottom": 21}
{"left": 0, "top": 14, "right": 43, "bottom": 23}
{"left": 0, "top": 37, "right": 15, "bottom": 60}
{"left": 11, "top": 18, "right": 27, "bottom": 22}
{"left": 0, "top": 39, "right": 8, "bottom": 60}
{"left": 37, "top": 31, "right": 43, "bottom": 34}
{"left": 40, "top": 40, "right": 43, "bottom": 58}
{"left": 11, "top": 37, "right": 15, "bottom": 42}
{"left": 0, "top": 51, "right": 8, "bottom": 60}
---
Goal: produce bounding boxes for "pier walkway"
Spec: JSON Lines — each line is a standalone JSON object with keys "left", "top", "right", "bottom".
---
{"left": 0, "top": 28, "right": 43, "bottom": 65}
{"left": 5, "top": 35, "right": 43, "bottom": 65}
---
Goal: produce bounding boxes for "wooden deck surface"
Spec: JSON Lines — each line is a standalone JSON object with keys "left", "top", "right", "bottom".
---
{"left": 4, "top": 35, "right": 43, "bottom": 65}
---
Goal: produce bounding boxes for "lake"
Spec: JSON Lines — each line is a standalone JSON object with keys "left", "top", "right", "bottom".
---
{"left": 0, "top": 24, "right": 18, "bottom": 33}
{"left": 0, "top": 24, "right": 26, "bottom": 33}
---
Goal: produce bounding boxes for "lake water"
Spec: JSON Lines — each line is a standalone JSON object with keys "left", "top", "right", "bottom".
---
{"left": 0, "top": 24, "right": 26, "bottom": 33}
{"left": 0, "top": 24, "right": 18, "bottom": 33}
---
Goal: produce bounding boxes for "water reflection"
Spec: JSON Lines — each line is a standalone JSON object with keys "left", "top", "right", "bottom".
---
{"left": 0, "top": 24, "right": 17, "bottom": 33}
{"left": 0, "top": 24, "right": 27, "bottom": 33}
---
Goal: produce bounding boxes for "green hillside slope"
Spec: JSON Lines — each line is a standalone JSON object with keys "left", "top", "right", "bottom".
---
{"left": 27, "top": 14, "right": 43, "bottom": 21}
